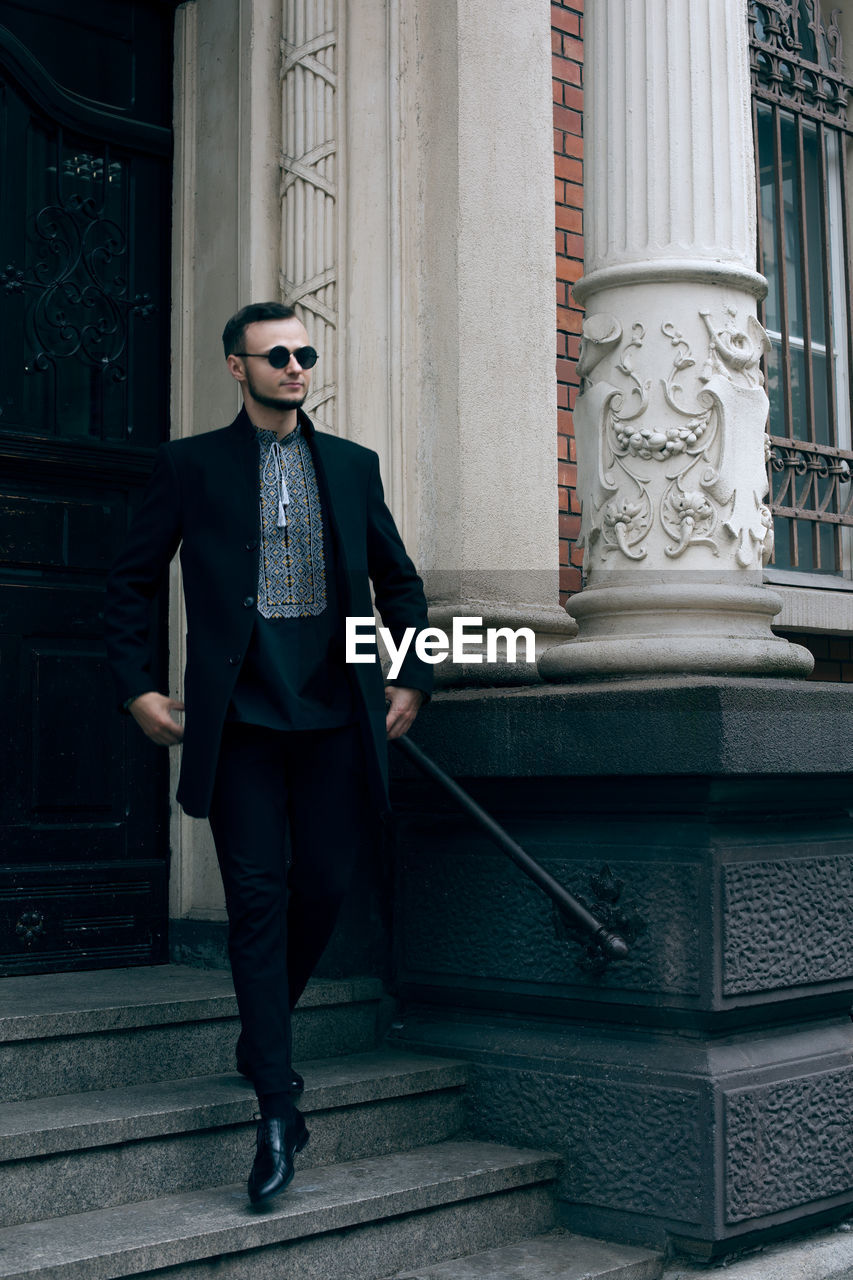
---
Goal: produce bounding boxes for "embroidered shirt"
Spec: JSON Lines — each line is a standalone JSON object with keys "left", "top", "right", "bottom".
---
{"left": 256, "top": 424, "right": 326, "bottom": 617}
{"left": 226, "top": 419, "right": 353, "bottom": 732}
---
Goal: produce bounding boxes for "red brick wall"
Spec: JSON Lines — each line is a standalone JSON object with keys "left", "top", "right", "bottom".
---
{"left": 553, "top": 0, "right": 584, "bottom": 604}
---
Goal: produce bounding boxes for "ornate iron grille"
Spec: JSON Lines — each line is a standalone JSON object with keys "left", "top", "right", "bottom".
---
{"left": 0, "top": 30, "right": 170, "bottom": 449}
{"left": 1, "top": 139, "right": 153, "bottom": 419}
{"left": 749, "top": 0, "right": 853, "bottom": 574}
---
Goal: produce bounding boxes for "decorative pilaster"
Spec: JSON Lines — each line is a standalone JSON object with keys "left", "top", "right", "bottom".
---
{"left": 280, "top": 0, "right": 338, "bottom": 432}
{"left": 399, "top": 0, "right": 575, "bottom": 683}
{"left": 539, "top": 0, "right": 812, "bottom": 681}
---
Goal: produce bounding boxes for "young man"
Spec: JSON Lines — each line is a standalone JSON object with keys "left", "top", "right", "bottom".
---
{"left": 105, "top": 302, "right": 431, "bottom": 1205}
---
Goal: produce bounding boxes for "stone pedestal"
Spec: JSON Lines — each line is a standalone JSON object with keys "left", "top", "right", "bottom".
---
{"left": 390, "top": 682, "right": 853, "bottom": 1256}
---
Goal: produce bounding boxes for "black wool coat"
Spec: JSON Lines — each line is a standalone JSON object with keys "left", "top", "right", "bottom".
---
{"left": 105, "top": 407, "right": 432, "bottom": 818}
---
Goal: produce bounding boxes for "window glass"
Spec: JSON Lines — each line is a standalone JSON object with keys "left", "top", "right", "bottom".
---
{"left": 750, "top": 0, "right": 853, "bottom": 576}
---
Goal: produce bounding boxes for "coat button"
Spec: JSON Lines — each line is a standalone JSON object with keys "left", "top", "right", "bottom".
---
{"left": 242, "top": 596, "right": 255, "bottom": 608}
{"left": 228, "top": 654, "right": 241, "bottom": 666}
{"left": 245, "top": 539, "right": 258, "bottom": 551}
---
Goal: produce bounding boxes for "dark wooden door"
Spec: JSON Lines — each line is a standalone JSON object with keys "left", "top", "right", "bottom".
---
{"left": 0, "top": 1, "right": 176, "bottom": 974}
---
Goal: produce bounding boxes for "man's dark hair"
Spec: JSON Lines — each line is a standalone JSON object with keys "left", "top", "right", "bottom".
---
{"left": 222, "top": 302, "right": 300, "bottom": 358}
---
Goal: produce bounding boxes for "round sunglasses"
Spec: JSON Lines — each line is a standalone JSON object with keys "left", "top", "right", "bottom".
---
{"left": 233, "top": 345, "right": 318, "bottom": 369}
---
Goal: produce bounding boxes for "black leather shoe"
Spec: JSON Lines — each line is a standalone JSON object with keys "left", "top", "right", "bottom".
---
{"left": 247, "top": 1112, "right": 310, "bottom": 1206}
{"left": 235, "top": 1044, "right": 304, "bottom": 1094}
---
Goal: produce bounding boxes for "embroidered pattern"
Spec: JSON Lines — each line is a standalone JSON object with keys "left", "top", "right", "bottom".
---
{"left": 256, "top": 426, "right": 327, "bottom": 617}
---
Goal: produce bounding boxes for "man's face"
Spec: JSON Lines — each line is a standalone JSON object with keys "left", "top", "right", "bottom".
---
{"left": 227, "top": 318, "right": 314, "bottom": 412}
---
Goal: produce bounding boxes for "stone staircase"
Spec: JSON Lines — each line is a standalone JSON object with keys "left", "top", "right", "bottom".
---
{"left": 0, "top": 965, "right": 661, "bottom": 1280}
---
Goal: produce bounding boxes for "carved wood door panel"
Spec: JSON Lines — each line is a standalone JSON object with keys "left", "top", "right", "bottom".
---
{"left": 0, "top": 1, "right": 177, "bottom": 974}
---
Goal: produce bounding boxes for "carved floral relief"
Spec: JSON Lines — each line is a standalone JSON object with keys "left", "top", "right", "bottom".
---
{"left": 575, "top": 306, "right": 774, "bottom": 570}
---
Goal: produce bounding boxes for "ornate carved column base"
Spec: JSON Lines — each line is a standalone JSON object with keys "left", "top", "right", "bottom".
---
{"left": 539, "top": 278, "right": 815, "bottom": 682}
{"left": 539, "top": 575, "right": 813, "bottom": 680}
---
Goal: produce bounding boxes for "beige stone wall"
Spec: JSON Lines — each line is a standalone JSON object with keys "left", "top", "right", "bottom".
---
{"left": 169, "top": 0, "right": 285, "bottom": 924}
{"left": 166, "top": 0, "right": 565, "bottom": 919}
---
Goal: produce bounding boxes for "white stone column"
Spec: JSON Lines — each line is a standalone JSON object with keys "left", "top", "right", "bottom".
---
{"left": 539, "top": 0, "right": 813, "bottom": 681}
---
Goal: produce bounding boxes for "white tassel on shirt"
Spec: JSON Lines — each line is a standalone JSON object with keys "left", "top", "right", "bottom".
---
{"left": 272, "top": 442, "right": 290, "bottom": 528}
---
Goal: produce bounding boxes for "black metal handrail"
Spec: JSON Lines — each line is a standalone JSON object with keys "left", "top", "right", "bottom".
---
{"left": 393, "top": 736, "right": 630, "bottom": 961}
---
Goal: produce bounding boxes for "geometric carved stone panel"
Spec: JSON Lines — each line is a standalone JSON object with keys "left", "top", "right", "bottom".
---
{"left": 725, "top": 1068, "right": 853, "bottom": 1221}
{"left": 398, "top": 835, "right": 702, "bottom": 996}
{"left": 723, "top": 855, "right": 853, "bottom": 995}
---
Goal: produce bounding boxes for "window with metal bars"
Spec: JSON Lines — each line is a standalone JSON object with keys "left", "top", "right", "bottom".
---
{"left": 749, "top": 0, "right": 853, "bottom": 578}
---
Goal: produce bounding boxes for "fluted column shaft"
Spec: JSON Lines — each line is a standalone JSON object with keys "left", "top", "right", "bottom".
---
{"left": 540, "top": 0, "right": 812, "bottom": 681}
{"left": 585, "top": 0, "right": 756, "bottom": 279}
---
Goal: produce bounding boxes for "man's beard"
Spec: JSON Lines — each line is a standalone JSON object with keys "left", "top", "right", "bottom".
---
{"left": 246, "top": 371, "right": 307, "bottom": 412}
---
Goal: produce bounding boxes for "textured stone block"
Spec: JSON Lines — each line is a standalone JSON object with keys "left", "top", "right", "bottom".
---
{"left": 725, "top": 1068, "right": 853, "bottom": 1222}
{"left": 398, "top": 836, "right": 701, "bottom": 997}
{"left": 391, "top": 1012, "right": 853, "bottom": 1253}
{"left": 389, "top": 680, "right": 853, "bottom": 1258}
{"left": 399, "top": 680, "right": 853, "bottom": 780}
{"left": 395, "top": 683, "right": 853, "bottom": 1031}
{"left": 466, "top": 1065, "right": 704, "bottom": 1224}
{"left": 723, "top": 854, "right": 853, "bottom": 996}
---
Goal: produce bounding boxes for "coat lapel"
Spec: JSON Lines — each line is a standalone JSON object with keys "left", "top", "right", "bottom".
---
{"left": 308, "top": 425, "right": 361, "bottom": 576}
{"left": 222, "top": 408, "right": 262, "bottom": 538}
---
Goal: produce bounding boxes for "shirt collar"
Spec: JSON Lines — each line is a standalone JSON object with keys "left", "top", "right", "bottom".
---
{"left": 234, "top": 404, "right": 315, "bottom": 441}
{"left": 256, "top": 421, "right": 302, "bottom": 448}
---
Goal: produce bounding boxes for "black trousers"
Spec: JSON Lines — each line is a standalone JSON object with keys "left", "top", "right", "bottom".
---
{"left": 208, "top": 721, "right": 371, "bottom": 1099}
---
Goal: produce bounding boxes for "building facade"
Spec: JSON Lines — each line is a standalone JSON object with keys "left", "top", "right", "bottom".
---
{"left": 2, "top": 0, "right": 853, "bottom": 1258}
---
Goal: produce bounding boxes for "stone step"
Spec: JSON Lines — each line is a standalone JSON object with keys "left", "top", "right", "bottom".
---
{"left": 0, "top": 1141, "right": 560, "bottom": 1280}
{"left": 387, "top": 1228, "right": 663, "bottom": 1279}
{"left": 0, "top": 1050, "right": 468, "bottom": 1228}
{"left": 660, "top": 1223, "right": 853, "bottom": 1278}
{"left": 0, "top": 966, "right": 383, "bottom": 1100}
